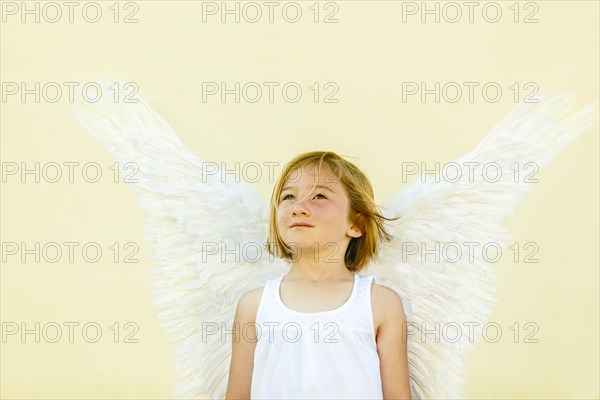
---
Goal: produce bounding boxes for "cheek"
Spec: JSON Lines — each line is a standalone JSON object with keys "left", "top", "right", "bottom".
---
{"left": 275, "top": 204, "right": 286, "bottom": 217}
{"left": 275, "top": 206, "right": 287, "bottom": 225}
{"left": 317, "top": 204, "right": 341, "bottom": 221}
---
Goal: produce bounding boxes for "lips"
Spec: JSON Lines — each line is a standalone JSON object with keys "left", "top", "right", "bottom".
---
{"left": 291, "top": 222, "right": 313, "bottom": 227}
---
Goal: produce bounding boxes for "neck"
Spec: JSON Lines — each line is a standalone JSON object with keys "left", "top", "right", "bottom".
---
{"left": 286, "top": 253, "right": 354, "bottom": 282}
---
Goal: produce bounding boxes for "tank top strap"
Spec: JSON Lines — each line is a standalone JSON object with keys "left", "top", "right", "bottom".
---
{"left": 345, "top": 274, "right": 376, "bottom": 333}
{"left": 255, "top": 277, "right": 278, "bottom": 326}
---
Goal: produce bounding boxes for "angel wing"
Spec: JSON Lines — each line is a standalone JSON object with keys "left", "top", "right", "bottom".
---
{"left": 71, "top": 77, "right": 289, "bottom": 399}
{"left": 368, "top": 94, "right": 598, "bottom": 398}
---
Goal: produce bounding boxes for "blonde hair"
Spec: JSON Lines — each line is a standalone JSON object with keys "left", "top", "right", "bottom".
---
{"left": 266, "top": 151, "right": 399, "bottom": 272}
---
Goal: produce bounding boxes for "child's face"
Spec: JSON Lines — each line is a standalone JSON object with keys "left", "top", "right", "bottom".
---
{"left": 276, "top": 164, "right": 362, "bottom": 257}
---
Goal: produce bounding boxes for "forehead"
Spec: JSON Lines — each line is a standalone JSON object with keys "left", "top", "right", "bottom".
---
{"left": 282, "top": 165, "right": 341, "bottom": 188}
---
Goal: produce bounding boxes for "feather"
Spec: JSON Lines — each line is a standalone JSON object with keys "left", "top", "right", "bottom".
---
{"left": 377, "top": 93, "right": 597, "bottom": 398}
{"left": 72, "top": 77, "right": 288, "bottom": 399}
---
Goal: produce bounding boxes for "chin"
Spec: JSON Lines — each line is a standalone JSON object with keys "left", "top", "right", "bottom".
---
{"left": 283, "top": 238, "right": 315, "bottom": 252}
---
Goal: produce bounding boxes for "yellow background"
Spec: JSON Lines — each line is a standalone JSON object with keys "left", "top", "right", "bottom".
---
{"left": 1, "top": 1, "right": 598, "bottom": 398}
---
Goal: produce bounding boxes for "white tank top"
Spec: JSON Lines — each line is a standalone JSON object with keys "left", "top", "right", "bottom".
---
{"left": 251, "top": 273, "right": 383, "bottom": 399}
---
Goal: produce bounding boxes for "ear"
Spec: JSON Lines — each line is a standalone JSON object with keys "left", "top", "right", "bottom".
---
{"left": 347, "top": 213, "right": 363, "bottom": 238}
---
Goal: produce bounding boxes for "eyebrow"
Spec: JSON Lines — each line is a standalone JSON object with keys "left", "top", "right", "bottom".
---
{"left": 281, "top": 184, "right": 335, "bottom": 193}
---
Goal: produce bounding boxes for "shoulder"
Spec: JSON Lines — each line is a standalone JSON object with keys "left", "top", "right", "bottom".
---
{"left": 371, "top": 282, "right": 404, "bottom": 310}
{"left": 370, "top": 281, "right": 406, "bottom": 335}
{"left": 230, "top": 285, "right": 266, "bottom": 327}
{"left": 238, "top": 285, "right": 266, "bottom": 314}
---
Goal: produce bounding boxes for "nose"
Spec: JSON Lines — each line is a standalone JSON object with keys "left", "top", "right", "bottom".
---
{"left": 290, "top": 196, "right": 310, "bottom": 216}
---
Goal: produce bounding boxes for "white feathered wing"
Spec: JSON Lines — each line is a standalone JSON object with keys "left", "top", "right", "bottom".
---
{"left": 71, "top": 78, "right": 288, "bottom": 398}
{"left": 72, "top": 79, "right": 598, "bottom": 400}
{"left": 366, "top": 94, "right": 598, "bottom": 398}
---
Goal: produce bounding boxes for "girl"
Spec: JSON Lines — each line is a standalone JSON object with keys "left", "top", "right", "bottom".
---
{"left": 225, "top": 151, "right": 412, "bottom": 400}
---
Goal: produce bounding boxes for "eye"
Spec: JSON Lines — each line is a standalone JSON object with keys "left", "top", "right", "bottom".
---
{"left": 280, "top": 193, "right": 327, "bottom": 201}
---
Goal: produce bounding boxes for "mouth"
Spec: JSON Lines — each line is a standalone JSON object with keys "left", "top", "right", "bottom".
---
{"left": 290, "top": 223, "right": 314, "bottom": 228}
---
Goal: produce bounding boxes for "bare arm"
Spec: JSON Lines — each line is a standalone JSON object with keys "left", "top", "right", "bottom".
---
{"left": 375, "top": 285, "right": 412, "bottom": 400}
{"left": 225, "top": 289, "right": 259, "bottom": 400}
